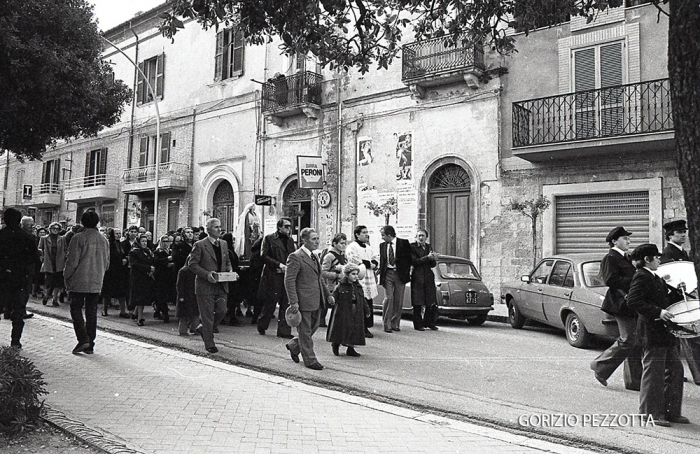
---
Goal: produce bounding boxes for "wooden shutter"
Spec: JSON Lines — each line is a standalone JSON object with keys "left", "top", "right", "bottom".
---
{"left": 85, "top": 151, "right": 92, "bottom": 176}
{"left": 555, "top": 191, "right": 649, "bottom": 255}
{"left": 53, "top": 158, "right": 60, "bottom": 184}
{"left": 574, "top": 48, "right": 596, "bottom": 139}
{"left": 98, "top": 149, "right": 108, "bottom": 175}
{"left": 214, "top": 30, "right": 224, "bottom": 80}
{"left": 232, "top": 30, "right": 244, "bottom": 74}
{"left": 159, "top": 132, "right": 171, "bottom": 164}
{"left": 600, "top": 42, "right": 624, "bottom": 136}
{"left": 136, "top": 61, "right": 145, "bottom": 104}
{"left": 156, "top": 53, "right": 165, "bottom": 98}
{"left": 139, "top": 137, "right": 149, "bottom": 167}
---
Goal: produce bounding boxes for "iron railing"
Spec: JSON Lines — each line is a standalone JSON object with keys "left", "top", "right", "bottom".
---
{"left": 122, "top": 162, "right": 189, "bottom": 185}
{"left": 38, "top": 183, "right": 60, "bottom": 194}
{"left": 261, "top": 71, "right": 323, "bottom": 112}
{"left": 63, "top": 174, "right": 119, "bottom": 189}
{"left": 512, "top": 79, "right": 673, "bottom": 147}
{"left": 402, "top": 35, "right": 485, "bottom": 82}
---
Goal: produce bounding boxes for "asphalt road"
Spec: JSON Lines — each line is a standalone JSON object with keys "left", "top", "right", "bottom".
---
{"left": 20, "top": 299, "right": 700, "bottom": 454}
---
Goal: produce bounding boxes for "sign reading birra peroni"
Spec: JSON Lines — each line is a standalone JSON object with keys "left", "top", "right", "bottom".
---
{"left": 297, "top": 156, "right": 324, "bottom": 189}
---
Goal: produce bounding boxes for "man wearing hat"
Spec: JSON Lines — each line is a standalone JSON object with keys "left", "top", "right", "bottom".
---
{"left": 660, "top": 219, "right": 700, "bottom": 385}
{"left": 627, "top": 243, "right": 688, "bottom": 426}
{"left": 590, "top": 226, "right": 642, "bottom": 390}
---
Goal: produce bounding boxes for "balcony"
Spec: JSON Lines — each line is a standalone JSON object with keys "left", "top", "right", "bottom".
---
{"left": 402, "top": 35, "right": 485, "bottom": 99}
{"left": 121, "top": 162, "right": 189, "bottom": 194}
{"left": 63, "top": 174, "right": 120, "bottom": 203}
{"left": 31, "top": 183, "right": 61, "bottom": 208}
{"left": 262, "top": 71, "right": 323, "bottom": 125}
{"left": 512, "top": 78, "right": 675, "bottom": 161}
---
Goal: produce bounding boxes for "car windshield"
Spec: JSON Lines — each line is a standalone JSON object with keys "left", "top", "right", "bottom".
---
{"left": 581, "top": 261, "right": 605, "bottom": 287}
{"left": 437, "top": 262, "right": 480, "bottom": 279}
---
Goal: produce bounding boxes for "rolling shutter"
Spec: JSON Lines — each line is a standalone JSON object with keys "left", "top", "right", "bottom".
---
{"left": 555, "top": 191, "right": 649, "bottom": 255}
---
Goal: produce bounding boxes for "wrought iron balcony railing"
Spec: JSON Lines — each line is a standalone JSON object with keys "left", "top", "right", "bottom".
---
{"left": 512, "top": 78, "right": 673, "bottom": 147}
{"left": 38, "top": 183, "right": 60, "bottom": 194}
{"left": 402, "top": 35, "right": 485, "bottom": 83}
{"left": 122, "top": 162, "right": 189, "bottom": 185}
{"left": 63, "top": 174, "right": 119, "bottom": 189}
{"left": 262, "top": 71, "right": 323, "bottom": 113}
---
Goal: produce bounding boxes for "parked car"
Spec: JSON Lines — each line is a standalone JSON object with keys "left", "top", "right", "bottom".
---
{"left": 374, "top": 255, "right": 494, "bottom": 325}
{"left": 500, "top": 255, "right": 619, "bottom": 348}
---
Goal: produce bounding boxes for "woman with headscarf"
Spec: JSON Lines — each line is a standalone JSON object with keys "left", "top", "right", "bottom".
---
{"left": 153, "top": 234, "right": 175, "bottom": 323}
{"left": 320, "top": 233, "right": 348, "bottom": 327}
{"left": 129, "top": 234, "right": 155, "bottom": 326}
{"left": 101, "top": 228, "right": 129, "bottom": 317}
{"left": 172, "top": 226, "right": 195, "bottom": 273}
{"left": 38, "top": 222, "right": 66, "bottom": 306}
{"left": 326, "top": 263, "right": 367, "bottom": 357}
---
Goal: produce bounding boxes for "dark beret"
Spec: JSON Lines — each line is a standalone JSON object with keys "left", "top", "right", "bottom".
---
{"left": 605, "top": 226, "right": 632, "bottom": 243}
{"left": 630, "top": 243, "right": 661, "bottom": 261}
{"left": 663, "top": 219, "right": 687, "bottom": 233}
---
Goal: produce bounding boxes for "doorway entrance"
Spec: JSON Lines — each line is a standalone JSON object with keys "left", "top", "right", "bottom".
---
{"left": 213, "top": 180, "right": 236, "bottom": 233}
{"left": 428, "top": 164, "right": 471, "bottom": 258}
{"left": 282, "top": 179, "right": 311, "bottom": 241}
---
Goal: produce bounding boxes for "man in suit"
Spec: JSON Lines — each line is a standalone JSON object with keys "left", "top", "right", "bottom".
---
{"left": 284, "top": 227, "right": 333, "bottom": 370}
{"left": 660, "top": 219, "right": 700, "bottom": 385}
{"left": 378, "top": 225, "right": 411, "bottom": 333}
{"left": 627, "top": 243, "right": 688, "bottom": 426}
{"left": 0, "top": 208, "right": 39, "bottom": 349}
{"left": 188, "top": 218, "right": 235, "bottom": 353}
{"left": 590, "top": 226, "right": 642, "bottom": 390}
{"left": 257, "top": 217, "right": 296, "bottom": 338}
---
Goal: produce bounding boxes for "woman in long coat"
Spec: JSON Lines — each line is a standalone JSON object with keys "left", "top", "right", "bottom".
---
{"left": 410, "top": 229, "right": 439, "bottom": 331}
{"left": 129, "top": 234, "right": 155, "bottom": 326}
{"left": 38, "top": 222, "right": 66, "bottom": 306}
{"left": 101, "top": 228, "right": 128, "bottom": 317}
{"left": 176, "top": 256, "right": 199, "bottom": 335}
{"left": 222, "top": 232, "right": 241, "bottom": 326}
{"left": 153, "top": 234, "right": 175, "bottom": 323}
{"left": 320, "top": 233, "right": 348, "bottom": 327}
{"left": 327, "top": 263, "right": 367, "bottom": 357}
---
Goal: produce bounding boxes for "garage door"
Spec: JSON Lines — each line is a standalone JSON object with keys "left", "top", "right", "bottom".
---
{"left": 555, "top": 191, "right": 649, "bottom": 255}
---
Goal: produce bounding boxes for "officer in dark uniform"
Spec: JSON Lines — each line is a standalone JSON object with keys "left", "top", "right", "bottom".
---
{"left": 0, "top": 208, "right": 40, "bottom": 348}
{"left": 659, "top": 219, "right": 700, "bottom": 385}
{"left": 590, "top": 226, "right": 642, "bottom": 390}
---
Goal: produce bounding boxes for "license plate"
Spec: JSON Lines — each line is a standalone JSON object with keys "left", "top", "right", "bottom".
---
{"left": 465, "top": 291, "right": 477, "bottom": 304}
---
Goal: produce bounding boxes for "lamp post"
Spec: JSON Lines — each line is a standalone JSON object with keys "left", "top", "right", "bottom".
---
{"left": 101, "top": 36, "right": 161, "bottom": 239}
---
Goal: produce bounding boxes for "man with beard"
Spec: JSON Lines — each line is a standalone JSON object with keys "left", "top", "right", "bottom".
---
{"left": 256, "top": 217, "right": 296, "bottom": 338}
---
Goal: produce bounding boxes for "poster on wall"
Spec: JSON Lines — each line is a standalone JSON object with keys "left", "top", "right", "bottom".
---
{"left": 357, "top": 137, "right": 373, "bottom": 167}
{"left": 394, "top": 132, "right": 413, "bottom": 181}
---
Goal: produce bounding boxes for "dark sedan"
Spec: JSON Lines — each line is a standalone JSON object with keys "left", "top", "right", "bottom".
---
{"left": 501, "top": 255, "right": 619, "bottom": 348}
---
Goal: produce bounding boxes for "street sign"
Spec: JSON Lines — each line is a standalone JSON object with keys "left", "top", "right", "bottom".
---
{"left": 23, "top": 185, "right": 33, "bottom": 200}
{"left": 254, "top": 194, "right": 274, "bottom": 206}
{"left": 297, "top": 156, "right": 324, "bottom": 189}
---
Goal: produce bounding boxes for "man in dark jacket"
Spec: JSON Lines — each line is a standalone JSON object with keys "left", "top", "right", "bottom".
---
{"left": 379, "top": 225, "right": 411, "bottom": 333}
{"left": 257, "top": 217, "right": 296, "bottom": 338}
{"left": 0, "top": 208, "right": 40, "bottom": 348}
{"left": 410, "top": 229, "right": 439, "bottom": 331}
{"left": 590, "top": 226, "right": 642, "bottom": 390}
{"left": 627, "top": 243, "right": 688, "bottom": 426}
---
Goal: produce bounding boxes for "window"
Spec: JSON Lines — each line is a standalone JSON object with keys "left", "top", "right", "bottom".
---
{"left": 215, "top": 28, "right": 244, "bottom": 81}
{"left": 85, "top": 148, "right": 107, "bottom": 186}
{"left": 437, "top": 262, "right": 480, "bottom": 280}
{"left": 573, "top": 42, "right": 624, "bottom": 138}
{"left": 138, "top": 132, "right": 171, "bottom": 168}
{"left": 549, "top": 261, "right": 573, "bottom": 288}
{"left": 15, "top": 169, "right": 25, "bottom": 204}
{"left": 101, "top": 204, "right": 115, "bottom": 227}
{"left": 531, "top": 260, "right": 555, "bottom": 284}
{"left": 137, "top": 54, "right": 165, "bottom": 104}
{"left": 41, "top": 159, "right": 60, "bottom": 194}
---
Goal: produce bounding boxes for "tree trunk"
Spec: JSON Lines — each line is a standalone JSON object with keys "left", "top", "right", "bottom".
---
{"left": 668, "top": 1, "right": 700, "bottom": 282}
{"left": 532, "top": 217, "right": 537, "bottom": 268}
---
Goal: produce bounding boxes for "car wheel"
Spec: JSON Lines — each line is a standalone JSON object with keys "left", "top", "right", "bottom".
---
{"left": 508, "top": 299, "right": 525, "bottom": 329}
{"left": 466, "top": 314, "right": 487, "bottom": 326}
{"left": 565, "top": 312, "right": 590, "bottom": 349}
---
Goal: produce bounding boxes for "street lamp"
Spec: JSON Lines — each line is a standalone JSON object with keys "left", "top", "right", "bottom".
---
{"left": 101, "top": 35, "right": 161, "bottom": 239}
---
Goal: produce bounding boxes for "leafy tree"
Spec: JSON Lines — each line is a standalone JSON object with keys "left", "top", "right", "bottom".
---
{"left": 0, "top": 0, "right": 132, "bottom": 161}
{"left": 165, "top": 1, "right": 700, "bottom": 280}
{"left": 509, "top": 195, "right": 550, "bottom": 268}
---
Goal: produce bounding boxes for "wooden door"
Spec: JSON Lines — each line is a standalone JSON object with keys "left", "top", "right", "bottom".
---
{"left": 428, "top": 164, "right": 471, "bottom": 258}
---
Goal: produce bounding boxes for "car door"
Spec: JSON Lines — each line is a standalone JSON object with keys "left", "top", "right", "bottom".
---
{"left": 518, "top": 259, "right": 555, "bottom": 321}
{"left": 541, "top": 260, "right": 574, "bottom": 328}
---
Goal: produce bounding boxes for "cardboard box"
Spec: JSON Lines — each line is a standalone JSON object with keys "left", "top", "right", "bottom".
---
{"left": 215, "top": 272, "right": 239, "bottom": 282}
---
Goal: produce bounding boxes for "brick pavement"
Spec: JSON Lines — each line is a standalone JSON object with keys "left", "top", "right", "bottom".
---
{"left": 2, "top": 315, "right": 595, "bottom": 454}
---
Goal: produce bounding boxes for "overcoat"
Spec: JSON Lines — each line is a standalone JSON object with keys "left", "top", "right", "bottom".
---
{"left": 660, "top": 244, "right": 690, "bottom": 264}
{"left": 128, "top": 244, "right": 155, "bottom": 308}
{"left": 600, "top": 249, "right": 636, "bottom": 316}
{"left": 101, "top": 237, "right": 126, "bottom": 298}
{"left": 410, "top": 242, "right": 438, "bottom": 307}
{"left": 38, "top": 234, "right": 66, "bottom": 274}
{"left": 153, "top": 248, "right": 175, "bottom": 304}
{"left": 176, "top": 265, "right": 199, "bottom": 319}
{"left": 327, "top": 279, "right": 367, "bottom": 346}
{"left": 257, "top": 232, "right": 295, "bottom": 304}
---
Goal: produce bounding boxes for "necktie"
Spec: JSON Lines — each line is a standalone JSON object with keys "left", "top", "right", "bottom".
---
{"left": 311, "top": 253, "right": 320, "bottom": 272}
{"left": 388, "top": 243, "right": 395, "bottom": 266}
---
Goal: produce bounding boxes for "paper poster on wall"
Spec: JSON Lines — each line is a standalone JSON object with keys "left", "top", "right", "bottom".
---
{"left": 394, "top": 132, "right": 413, "bottom": 181}
{"left": 396, "top": 180, "right": 417, "bottom": 226}
{"left": 357, "top": 187, "right": 378, "bottom": 228}
{"left": 263, "top": 216, "right": 277, "bottom": 236}
{"left": 357, "top": 137, "right": 373, "bottom": 167}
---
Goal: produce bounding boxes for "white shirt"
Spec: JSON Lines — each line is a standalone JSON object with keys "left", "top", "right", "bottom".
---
{"left": 612, "top": 247, "right": 627, "bottom": 257}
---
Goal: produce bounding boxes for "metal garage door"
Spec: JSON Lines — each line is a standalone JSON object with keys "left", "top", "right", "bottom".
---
{"left": 555, "top": 191, "right": 649, "bottom": 255}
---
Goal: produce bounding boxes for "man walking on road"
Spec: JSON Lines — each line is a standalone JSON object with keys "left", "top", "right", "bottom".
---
{"left": 378, "top": 225, "right": 411, "bottom": 333}
{"left": 285, "top": 228, "right": 333, "bottom": 370}
{"left": 257, "top": 217, "right": 296, "bottom": 338}
{"left": 188, "top": 218, "right": 234, "bottom": 353}
{"left": 0, "top": 208, "right": 40, "bottom": 349}
{"left": 64, "top": 211, "right": 110, "bottom": 354}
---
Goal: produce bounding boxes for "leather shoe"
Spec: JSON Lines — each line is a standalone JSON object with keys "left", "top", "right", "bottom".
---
{"left": 206, "top": 346, "right": 219, "bottom": 353}
{"left": 72, "top": 342, "right": 91, "bottom": 354}
{"left": 364, "top": 330, "right": 373, "bottom": 338}
{"left": 306, "top": 362, "right": 324, "bottom": 370}
{"left": 257, "top": 327, "right": 266, "bottom": 335}
{"left": 286, "top": 344, "right": 299, "bottom": 363}
{"left": 391, "top": 327, "right": 401, "bottom": 332}
{"left": 625, "top": 385, "right": 640, "bottom": 391}
{"left": 428, "top": 325, "right": 439, "bottom": 331}
{"left": 666, "top": 415, "right": 690, "bottom": 424}
{"left": 332, "top": 343, "right": 340, "bottom": 356}
{"left": 346, "top": 346, "right": 361, "bottom": 357}
{"left": 654, "top": 418, "right": 672, "bottom": 427}
{"left": 194, "top": 325, "right": 203, "bottom": 335}
{"left": 213, "top": 327, "right": 219, "bottom": 333}
{"left": 23, "top": 313, "right": 34, "bottom": 319}
{"left": 414, "top": 327, "right": 425, "bottom": 331}
{"left": 384, "top": 329, "right": 393, "bottom": 333}
{"left": 594, "top": 373, "right": 607, "bottom": 387}
{"left": 277, "top": 334, "right": 294, "bottom": 339}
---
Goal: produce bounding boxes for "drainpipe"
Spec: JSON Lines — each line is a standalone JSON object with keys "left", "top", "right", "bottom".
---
{"left": 123, "top": 26, "right": 139, "bottom": 230}
{"left": 336, "top": 76, "right": 342, "bottom": 232}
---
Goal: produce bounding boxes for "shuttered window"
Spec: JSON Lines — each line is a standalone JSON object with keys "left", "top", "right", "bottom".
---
{"left": 136, "top": 53, "right": 165, "bottom": 104}
{"left": 555, "top": 191, "right": 649, "bottom": 255}
{"left": 215, "top": 28, "right": 244, "bottom": 81}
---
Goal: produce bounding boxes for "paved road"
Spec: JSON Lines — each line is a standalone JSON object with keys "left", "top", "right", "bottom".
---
{"left": 4, "top": 314, "right": 594, "bottom": 454}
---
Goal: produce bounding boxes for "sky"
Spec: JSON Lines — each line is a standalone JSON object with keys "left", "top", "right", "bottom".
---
{"left": 90, "top": 0, "right": 167, "bottom": 31}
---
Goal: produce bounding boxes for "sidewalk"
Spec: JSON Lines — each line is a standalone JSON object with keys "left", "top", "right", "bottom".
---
{"left": 4, "top": 314, "right": 593, "bottom": 454}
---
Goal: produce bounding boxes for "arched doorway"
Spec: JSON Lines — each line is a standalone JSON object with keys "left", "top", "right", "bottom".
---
{"left": 428, "top": 164, "right": 471, "bottom": 258}
{"left": 213, "top": 180, "right": 236, "bottom": 233}
{"left": 282, "top": 179, "right": 311, "bottom": 240}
